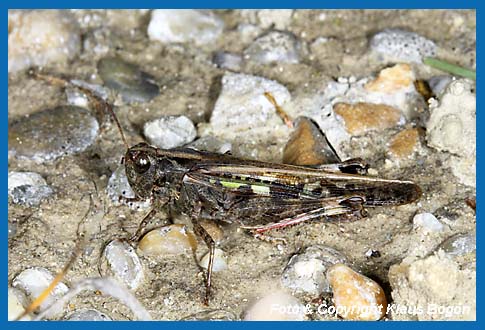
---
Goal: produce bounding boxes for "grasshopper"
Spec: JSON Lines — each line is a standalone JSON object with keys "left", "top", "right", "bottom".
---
{"left": 120, "top": 117, "right": 421, "bottom": 305}
{"left": 30, "top": 71, "right": 421, "bottom": 307}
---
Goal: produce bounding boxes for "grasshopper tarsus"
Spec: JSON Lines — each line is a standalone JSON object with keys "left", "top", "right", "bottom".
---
{"left": 251, "top": 231, "right": 288, "bottom": 245}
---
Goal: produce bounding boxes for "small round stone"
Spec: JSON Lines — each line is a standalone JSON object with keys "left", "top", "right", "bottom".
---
{"left": 8, "top": 10, "right": 81, "bottom": 72}
{"left": 100, "top": 240, "right": 144, "bottom": 290}
{"left": 212, "top": 51, "right": 243, "bottom": 71}
{"left": 65, "top": 308, "right": 112, "bottom": 321}
{"left": 8, "top": 221, "right": 18, "bottom": 239}
{"left": 370, "top": 28, "right": 436, "bottom": 63}
{"left": 8, "top": 287, "right": 30, "bottom": 321}
{"left": 8, "top": 171, "right": 53, "bottom": 206}
{"left": 438, "top": 233, "right": 476, "bottom": 257}
{"left": 9, "top": 106, "right": 99, "bottom": 163}
{"left": 138, "top": 224, "right": 197, "bottom": 257}
{"left": 199, "top": 248, "right": 227, "bottom": 272}
{"left": 97, "top": 57, "right": 159, "bottom": 104}
{"left": 143, "top": 115, "right": 197, "bottom": 149}
{"left": 188, "top": 136, "right": 232, "bottom": 154}
{"left": 243, "top": 292, "right": 307, "bottom": 320}
{"left": 147, "top": 10, "right": 224, "bottom": 46}
{"left": 208, "top": 72, "right": 291, "bottom": 143}
{"left": 106, "top": 165, "right": 150, "bottom": 210}
{"left": 327, "top": 264, "right": 387, "bottom": 321}
{"left": 12, "top": 267, "right": 69, "bottom": 319}
{"left": 413, "top": 213, "right": 445, "bottom": 233}
{"left": 256, "top": 9, "right": 294, "bottom": 29}
{"left": 244, "top": 31, "right": 302, "bottom": 64}
{"left": 281, "top": 245, "right": 347, "bottom": 295}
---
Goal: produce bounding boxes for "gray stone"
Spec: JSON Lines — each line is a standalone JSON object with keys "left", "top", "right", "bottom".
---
{"left": 143, "top": 115, "right": 197, "bottom": 149}
{"left": 212, "top": 51, "right": 243, "bottom": 71}
{"left": 413, "top": 213, "right": 445, "bottom": 233}
{"left": 8, "top": 171, "right": 53, "bottom": 206}
{"left": 97, "top": 57, "right": 159, "bottom": 104}
{"left": 148, "top": 10, "right": 224, "bottom": 46}
{"left": 65, "top": 308, "right": 112, "bottom": 321}
{"left": 244, "top": 31, "right": 302, "bottom": 64}
{"left": 438, "top": 233, "right": 476, "bottom": 257}
{"left": 281, "top": 245, "right": 347, "bottom": 294}
{"left": 370, "top": 28, "right": 436, "bottom": 63}
{"left": 9, "top": 106, "right": 99, "bottom": 163}
{"left": 106, "top": 165, "right": 150, "bottom": 210}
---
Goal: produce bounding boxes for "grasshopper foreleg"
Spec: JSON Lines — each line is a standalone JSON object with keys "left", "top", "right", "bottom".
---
{"left": 130, "top": 208, "right": 157, "bottom": 242}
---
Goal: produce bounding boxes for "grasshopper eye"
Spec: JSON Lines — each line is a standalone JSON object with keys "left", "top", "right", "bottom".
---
{"left": 134, "top": 153, "right": 151, "bottom": 174}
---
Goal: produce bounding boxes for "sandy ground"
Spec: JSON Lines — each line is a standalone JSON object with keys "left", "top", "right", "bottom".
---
{"left": 8, "top": 9, "right": 475, "bottom": 320}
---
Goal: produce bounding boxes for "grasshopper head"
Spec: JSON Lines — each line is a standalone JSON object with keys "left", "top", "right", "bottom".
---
{"left": 125, "top": 142, "right": 163, "bottom": 198}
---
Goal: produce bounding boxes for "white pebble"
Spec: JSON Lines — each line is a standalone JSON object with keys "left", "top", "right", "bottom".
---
{"left": 144, "top": 115, "right": 197, "bottom": 149}
{"left": 101, "top": 240, "right": 144, "bottom": 290}
{"left": 413, "top": 213, "right": 445, "bottom": 233}
{"left": 281, "top": 245, "right": 347, "bottom": 295}
{"left": 208, "top": 72, "right": 291, "bottom": 142}
{"left": 370, "top": 28, "right": 436, "bottom": 63}
{"left": 65, "top": 308, "right": 111, "bottom": 321}
{"left": 8, "top": 171, "right": 48, "bottom": 192}
{"left": 199, "top": 248, "right": 227, "bottom": 272}
{"left": 8, "top": 171, "right": 54, "bottom": 206}
{"left": 148, "top": 10, "right": 224, "bottom": 46}
{"left": 244, "top": 31, "right": 302, "bottom": 64}
{"left": 236, "top": 23, "right": 262, "bottom": 43}
{"left": 106, "top": 165, "right": 150, "bottom": 210}
{"left": 256, "top": 9, "right": 294, "bottom": 29}
{"left": 12, "top": 267, "right": 69, "bottom": 319}
{"left": 8, "top": 10, "right": 81, "bottom": 72}
{"left": 8, "top": 288, "right": 30, "bottom": 321}
{"left": 243, "top": 292, "right": 306, "bottom": 320}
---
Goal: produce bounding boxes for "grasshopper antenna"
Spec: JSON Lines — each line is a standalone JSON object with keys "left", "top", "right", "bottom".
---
{"left": 28, "top": 69, "right": 130, "bottom": 151}
{"left": 102, "top": 98, "right": 130, "bottom": 151}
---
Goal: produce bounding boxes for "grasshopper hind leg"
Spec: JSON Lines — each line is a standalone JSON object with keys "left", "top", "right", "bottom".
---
{"left": 192, "top": 219, "right": 216, "bottom": 305}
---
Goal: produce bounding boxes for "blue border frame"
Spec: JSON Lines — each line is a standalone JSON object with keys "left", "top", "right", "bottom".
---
{"left": 5, "top": 1, "right": 479, "bottom": 329}
{"left": 2, "top": 1, "right": 480, "bottom": 9}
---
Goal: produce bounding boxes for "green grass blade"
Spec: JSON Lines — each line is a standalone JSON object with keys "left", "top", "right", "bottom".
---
{"left": 423, "top": 57, "right": 476, "bottom": 80}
